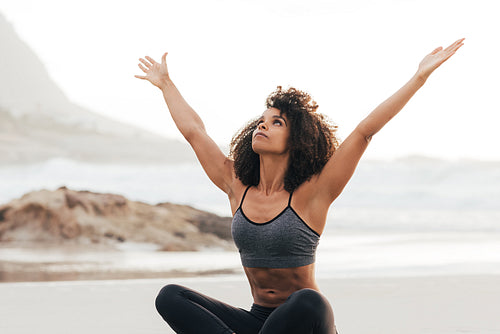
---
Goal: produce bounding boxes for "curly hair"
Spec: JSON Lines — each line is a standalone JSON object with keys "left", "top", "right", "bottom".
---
{"left": 229, "top": 86, "right": 341, "bottom": 192}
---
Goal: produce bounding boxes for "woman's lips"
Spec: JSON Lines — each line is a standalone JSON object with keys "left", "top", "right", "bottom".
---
{"left": 254, "top": 132, "right": 268, "bottom": 138}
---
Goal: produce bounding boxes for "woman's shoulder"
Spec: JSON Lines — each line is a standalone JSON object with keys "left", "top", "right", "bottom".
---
{"left": 292, "top": 175, "right": 332, "bottom": 211}
{"left": 290, "top": 177, "right": 331, "bottom": 235}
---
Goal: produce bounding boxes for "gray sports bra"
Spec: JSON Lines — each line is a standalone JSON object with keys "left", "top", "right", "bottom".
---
{"left": 231, "top": 186, "right": 320, "bottom": 268}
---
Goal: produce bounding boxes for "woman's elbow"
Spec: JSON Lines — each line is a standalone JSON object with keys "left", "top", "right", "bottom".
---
{"left": 182, "top": 125, "right": 205, "bottom": 143}
{"left": 354, "top": 125, "right": 375, "bottom": 143}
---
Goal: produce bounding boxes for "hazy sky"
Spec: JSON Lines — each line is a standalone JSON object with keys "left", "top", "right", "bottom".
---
{"left": 1, "top": 0, "right": 499, "bottom": 160}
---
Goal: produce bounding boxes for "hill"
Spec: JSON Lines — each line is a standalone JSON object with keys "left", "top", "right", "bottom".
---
{"left": 0, "top": 12, "right": 194, "bottom": 164}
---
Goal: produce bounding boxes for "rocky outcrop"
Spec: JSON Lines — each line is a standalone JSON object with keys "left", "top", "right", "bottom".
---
{"left": 156, "top": 202, "right": 233, "bottom": 241}
{"left": 0, "top": 187, "right": 234, "bottom": 251}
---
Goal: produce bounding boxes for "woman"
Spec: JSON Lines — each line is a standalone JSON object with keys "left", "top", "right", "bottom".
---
{"left": 135, "top": 38, "right": 464, "bottom": 334}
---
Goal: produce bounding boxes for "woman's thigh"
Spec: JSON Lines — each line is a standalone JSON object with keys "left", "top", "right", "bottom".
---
{"left": 155, "top": 284, "right": 263, "bottom": 334}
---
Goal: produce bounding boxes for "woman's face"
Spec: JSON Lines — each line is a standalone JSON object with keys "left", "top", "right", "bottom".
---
{"left": 251, "top": 107, "right": 290, "bottom": 156}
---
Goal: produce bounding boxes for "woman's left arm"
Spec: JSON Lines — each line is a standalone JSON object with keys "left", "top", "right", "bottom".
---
{"left": 316, "top": 38, "right": 465, "bottom": 202}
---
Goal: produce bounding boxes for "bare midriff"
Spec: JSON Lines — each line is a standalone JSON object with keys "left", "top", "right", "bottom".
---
{"left": 243, "top": 263, "right": 319, "bottom": 308}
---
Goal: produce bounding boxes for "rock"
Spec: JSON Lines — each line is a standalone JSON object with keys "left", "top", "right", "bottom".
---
{"left": 156, "top": 202, "right": 233, "bottom": 240}
{"left": 0, "top": 187, "right": 234, "bottom": 251}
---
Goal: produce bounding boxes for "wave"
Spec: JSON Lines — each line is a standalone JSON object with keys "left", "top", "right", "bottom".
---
{"left": 1, "top": 158, "right": 499, "bottom": 232}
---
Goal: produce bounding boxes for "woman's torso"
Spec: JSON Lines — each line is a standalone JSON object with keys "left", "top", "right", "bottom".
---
{"left": 230, "top": 180, "right": 328, "bottom": 307}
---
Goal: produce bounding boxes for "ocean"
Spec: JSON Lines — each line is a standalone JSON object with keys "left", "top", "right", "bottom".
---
{"left": 1, "top": 157, "right": 500, "bottom": 279}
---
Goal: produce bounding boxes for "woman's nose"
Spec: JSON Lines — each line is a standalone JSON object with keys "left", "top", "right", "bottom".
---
{"left": 258, "top": 122, "right": 267, "bottom": 130}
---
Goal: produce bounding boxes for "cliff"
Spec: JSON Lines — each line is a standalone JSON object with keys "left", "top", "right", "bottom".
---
{"left": 0, "top": 12, "right": 194, "bottom": 165}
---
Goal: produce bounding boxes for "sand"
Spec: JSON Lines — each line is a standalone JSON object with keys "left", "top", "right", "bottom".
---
{"left": 1, "top": 274, "right": 499, "bottom": 334}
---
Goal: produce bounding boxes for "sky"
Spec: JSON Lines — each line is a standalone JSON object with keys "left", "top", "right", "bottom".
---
{"left": 1, "top": 0, "right": 499, "bottom": 160}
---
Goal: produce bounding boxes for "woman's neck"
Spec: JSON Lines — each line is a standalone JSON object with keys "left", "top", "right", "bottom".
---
{"left": 257, "top": 154, "right": 289, "bottom": 195}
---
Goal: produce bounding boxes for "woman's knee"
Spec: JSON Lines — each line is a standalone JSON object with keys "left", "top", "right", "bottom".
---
{"left": 288, "top": 289, "right": 331, "bottom": 314}
{"left": 289, "top": 288, "right": 325, "bottom": 303}
{"left": 155, "top": 284, "right": 186, "bottom": 315}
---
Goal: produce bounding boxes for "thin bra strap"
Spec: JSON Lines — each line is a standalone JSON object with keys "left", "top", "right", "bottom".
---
{"left": 239, "top": 186, "right": 252, "bottom": 208}
{"left": 288, "top": 190, "right": 294, "bottom": 207}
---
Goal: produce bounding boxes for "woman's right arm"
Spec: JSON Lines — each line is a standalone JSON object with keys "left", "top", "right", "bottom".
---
{"left": 135, "top": 53, "right": 234, "bottom": 194}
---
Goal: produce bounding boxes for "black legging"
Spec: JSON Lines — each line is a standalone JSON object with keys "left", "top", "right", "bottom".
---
{"left": 155, "top": 284, "right": 337, "bottom": 334}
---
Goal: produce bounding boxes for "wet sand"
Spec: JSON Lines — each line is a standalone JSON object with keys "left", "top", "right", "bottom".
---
{"left": 1, "top": 274, "right": 499, "bottom": 334}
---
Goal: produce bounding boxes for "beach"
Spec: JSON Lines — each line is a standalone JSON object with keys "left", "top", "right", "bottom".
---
{"left": 1, "top": 274, "right": 499, "bottom": 334}
{"left": 1, "top": 159, "right": 499, "bottom": 333}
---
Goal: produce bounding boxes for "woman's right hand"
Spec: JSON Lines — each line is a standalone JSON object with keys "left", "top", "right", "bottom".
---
{"left": 135, "top": 52, "right": 170, "bottom": 89}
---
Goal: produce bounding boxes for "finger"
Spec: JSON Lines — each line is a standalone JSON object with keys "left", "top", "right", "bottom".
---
{"left": 430, "top": 46, "right": 443, "bottom": 55}
{"left": 161, "top": 52, "right": 168, "bottom": 64}
{"left": 138, "top": 63, "right": 148, "bottom": 73}
{"left": 134, "top": 75, "right": 147, "bottom": 79}
{"left": 442, "top": 43, "right": 463, "bottom": 62}
{"left": 139, "top": 58, "right": 152, "bottom": 69}
{"left": 145, "top": 56, "right": 157, "bottom": 65}
{"left": 442, "top": 50, "right": 456, "bottom": 61}
{"left": 441, "top": 50, "right": 459, "bottom": 63}
{"left": 444, "top": 38, "right": 465, "bottom": 52}
{"left": 445, "top": 41, "right": 464, "bottom": 55}
{"left": 452, "top": 40, "right": 465, "bottom": 52}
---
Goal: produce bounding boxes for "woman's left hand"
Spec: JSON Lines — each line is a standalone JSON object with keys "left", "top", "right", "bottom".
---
{"left": 417, "top": 38, "right": 465, "bottom": 80}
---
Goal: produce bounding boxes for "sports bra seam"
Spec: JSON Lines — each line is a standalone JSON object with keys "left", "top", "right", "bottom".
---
{"left": 287, "top": 206, "right": 321, "bottom": 237}
{"left": 236, "top": 206, "right": 320, "bottom": 237}
{"left": 236, "top": 186, "right": 320, "bottom": 236}
{"left": 237, "top": 185, "right": 291, "bottom": 223}
{"left": 287, "top": 190, "right": 320, "bottom": 237}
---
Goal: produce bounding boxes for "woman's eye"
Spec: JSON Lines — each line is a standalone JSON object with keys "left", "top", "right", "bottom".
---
{"left": 273, "top": 120, "right": 282, "bottom": 126}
